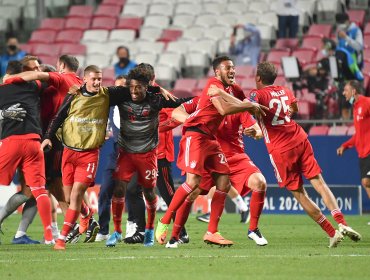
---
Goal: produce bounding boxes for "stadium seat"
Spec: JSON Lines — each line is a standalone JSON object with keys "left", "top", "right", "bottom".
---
{"left": 60, "top": 43, "right": 87, "bottom": 56}
{"left": 137, "top": 41, "right": 165, "bottom": 54}
{"left": 143, "top": 15, "right": 170, "bottom": 29}
{"left": 33, "top": 43, "right": 61, "bottom": 57}
{"left": 158, "top": 29, "right": 183, "bottom": 43}
{"left": 274, "top": 76, "right": 287, "bottom": 86}
{"left": 274, "top": 38, "right": 299, "bottom": 51}
{"left": 347, "top": 9, "right": 366, "bottom": 28}
{"left": 138, "top": 27, "right": 163, "bottom": 41}
{"left": 258, "top": 11, "right": 278, "bottom": 29}
{"left": 316, "top": 0, "right": 341, "bottom": 21}
{"left": 292, "top": 49, "right": 316, "bottom": 66}
{"left": 65, "top": 17, "right": 91, "bottom": 31}
{"left": 364, "top": 23, "right": 370, "bottom": 36}
{"left": 94, "top": 4, "right": 123, "bottom": 17}
{"left": 39, "top": 18, "right": 65, "bottom": 31}
{"left": 328, "top": 126, "right": 349, "bottom": 136}
{"left": 153, "top": 64, "right": 177, "bottom": 88}
{"left": 363, "top": 34, "right": 370, "bottom": 49}
{"left": 217, "top": 38, "right": 232, "bottom": 54}
{"left": 226, "top": 2, "right": 248, "bottom": 14}
{"left": 182, "top": 27, "right": 204, "bottom": 41}
{"left": 91, "top": 17, "right": 117, "bottom": 30}
{"left": 204, "top": 26, "right": 232, "bottom": 41}
{"left": 257, "top": 25, "right": 276, "bottom": 48}
{"left": 134, "top": 52, "right": 158, "bottom": 65}
{"left": 116, "top": 17, "right": 143, "bottom": 33}
{"left": 249, "top": 2, "right": 269, "bottom": 13}
{"left": 266, "top": 49, "right": 291, "bottom": 64}
{"left": 85, "top": 54, "right": 111, "bottom": 68}
{"left": 121, "top": 3, "right": 148, "bottom": 18}
{"left": 235, "top": 65, "right": 255, "bottom": 80}
{"left": 68, "top": 5, "right": 94, "bottom": 18}
{"left": 194, "top": 14, "right": 218, "bottom": 28}
{"left": 175, "top": 3, "right": 202, "bottom": 16}
{"left": 347, "top": 125, "right": 355, "bottom": 135}
{"left": 215, "top": 13, "right": 238, "bottom": 27}
{"left": 29, "top": 30, "right": 57, "bottom": 44}
{"left": 184, "top": 52, "right": 210, "bottom": 77}
{"left": 173, "top": 78, "right": 197, "bottom": 92}
{"left": 86, "top": 43, "right": 110, "bottom": 55}
{"left": 187, "top": 40, "right": 217, "bottom": 58}
{"left": 19, "top": 44, "right": 33, "bottom": 54}
{"left": 240, "top": 77, "right": 256, "bottom": 90}
{"left": 202, "top": 2, "right": 226, "bottom": 15}
{"left": 102, "top": 0, "right": 126, "bottom": 5}
{"left": 38, "top": 55, "right": 57, "bottom": 66}
{"left": 171, "top": 14, "right": 196, "bottom": 30}
{"left": 307, "top": 24, "right": 332, "bottom": 38}
{"left": 148, "top": 3, "right": 174, "bottom": 17}
{"left": 102, "top": 78, "right": 115, "bottom": 87}
{"left": 157, "top": 52, "right": 184, "bottom": 73}
{"left": 235, "top": 13, "right": 259, "bottom": 25}
{"left": 196, "top": 78, "right": 209, "bottom": 91}
{"left": 301, "top": 36, "right": 323, "bottom": 52}
{"left": 308, "top": 125, "right": 329, "bottom": 136}
{"left": 102, "top": 67, "right": 115, "bottom": 80}
{"left": 55, "top": 30, "right": 83, "bottom": 44}
{"left": 109, "top": 29, "right": 136, "bottom": 42}
{"left": 296, "top": 100, "right": 311, "bottom": 119}
{"left": 166, "top": 41, "right": 190, "bottom": 54}
{"left": 82, "top": 30, "right": 110, "bottom": 43}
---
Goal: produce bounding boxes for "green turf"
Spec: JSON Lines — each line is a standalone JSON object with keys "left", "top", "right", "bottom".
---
{"left": 0, "top": 213, "right": 369, "bottom": 280}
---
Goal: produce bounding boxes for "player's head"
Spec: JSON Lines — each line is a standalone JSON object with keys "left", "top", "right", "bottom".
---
{"left": 212, "top": 56, "right": 235, "bottom": 86}
{"left": 57, "top": 55, "right": 79, "bottom": 73}
{"left": 83, "top": 65, "right": 102, "bottom": 93}
{"left": 136, "top": 63, "right": 155, "bottom": 85}
{"left": 40, "top": 64, "right": 56, "bottom": 72}
{"left": 256, "top": 62, "right": 277, "bottom": 88}
{"left": 115, "top": 75, "right": 127, "bottom": 86}
{"left": 20, "top": 55, "right": 41, "bottom": 72}
{"left": 5, "top": 60, "right": 23, "bottom": 75}
{"left": 127, "top": 66, "right": 151, "bottom": 103}
{"left": 343, "top": 80, "right": 363, "bottom": 104}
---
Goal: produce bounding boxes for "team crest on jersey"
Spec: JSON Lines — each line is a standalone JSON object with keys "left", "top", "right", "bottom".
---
{"left": 185, "top": 99, "right": 193, "bottom": 104}
{"left": 249, "top": 92, "right": 257, "bottom": 102}
{"left": 142, "top": 108, "right": 150, "bottom": 117}
{"left": 190, "top": 160, "right": 197, "bottom": 168}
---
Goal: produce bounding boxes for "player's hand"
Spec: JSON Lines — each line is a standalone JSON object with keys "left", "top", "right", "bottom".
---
{"left": 207, "top": 85, "right": 222, "bottom": 97}
{"left": 245, "top": 102, "right": 268, "bottom": 118}
{"left": 68, "top": 84, "right": 81, "bottom": 95}
{"left": 243, "top": 127, "right": 257, "bottom": 138}
{"left": 0, "top": 103, "right": 27, "bottom": 121}
{"left": 160, "top": 87, "right": 177, "bottom": 101}
{"left": 336, "top": 146, "right": 345, "bottom": 156}
{"left": 40, "top": 139, "right": 52, "bottom": 152}
{"left": 338, "top": 30, "right": 347, "bottom": 39}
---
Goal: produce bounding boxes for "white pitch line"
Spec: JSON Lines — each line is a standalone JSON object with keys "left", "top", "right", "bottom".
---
{"left": 1, "top": 254, "right": 370, "bottom": 263}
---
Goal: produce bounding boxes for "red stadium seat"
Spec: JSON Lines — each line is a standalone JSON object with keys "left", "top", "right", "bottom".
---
{"left": 117, "top": 17, "right": 143, "bottom": 33}
{"left": 60, "top": 43, "right": 86, "bottom": 55}
{"left": 240, "top": 77, "right": 256, "bottom": 90}
{"left": 68, "top": 5, "right": 94, "bottom": 18}
{"left": 55, "top": 30, "right": 83, "bottom": 44}
{"left": 37, "top": 55, "right": 57, "bottom": 66}
{"left": 102, "top": 0, "right": 126, "bottom": 5}
{"left": 347, "top": 9, "right": 366, "bottom": 28}
{"left": 196, "top": 78, "right": 208, "bottom": 91}
{"left": 308, "top": 125, "right": 329, "bottom": 136}
{"left": 274, "top": 38, "right": 299, "bottom": 51}
{"left": 328, "top": 126, "right": 349, "bottom": 136}
{"left": 364, "top": 23, "right": 370, "bottom": 36}
{"left": 39, "top": 18, "right": 65, "bottom": 31}
{"left": 274, "top": 76, "right": 287, "bottom": 86}
{"left": 307, "top": 24, "right": 332, "bottom": 38}
{"left": 102, "top": 78, "right": 115, "bottom": 87}
{"left": 65, "top": 17, "right": 91, "bottom": 31}
{"left": 102, "top": 67, "right": 115, "bottom": 80}
{"left": 266, "top": 49, "right": 290, "bottom": 64}
{"left": 235, "top": 65, "right": 255, "bottom": 80}
{"left": 301, "top": 36, "right": 323, "bottom": 52}
{"left": 94, "top": 4, "right": 123, "bottom": 18}
{"left": 29, "top": 30, "right": 57, "bottom": 44}
{"left": 297, "top": 100, "right": 310, "bottom": 119}
{"left": 91, "top": 17, "right": 117, "bottom": 30}
{"left": 364, "top": 34, "right": 370, "bottom": 49}
{"left": 158, "top": 29, "right": 183, "bottom": 43}
{"left": 173, "top": 78, "right": 197, "bottom": 92}
{"left": 19, "top": 44, "right": 34, "bottom": 54}
{"left": 32, "top": 43, "right": 61, "bottom": 57}
{"left": 292, "top": 49, "right": 316, "bottom": 66}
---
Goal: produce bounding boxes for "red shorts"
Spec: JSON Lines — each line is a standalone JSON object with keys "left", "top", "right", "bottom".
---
{"left": 177, "top": 131, "right": 230, "bottom": 176}
{"left": 0, "top": 137, "right": 45, "bottom": 187}
{"left": 62, "top": 148, "right": 99, "bottom": 187}
{"left": 199, "top": 153, "right": 260, "bottom": 196}
{"left": 269, "top": 139, "right": 322, "bottom": 191}
{"left": 114, "top": 148, "right": 157, "bottom": 189}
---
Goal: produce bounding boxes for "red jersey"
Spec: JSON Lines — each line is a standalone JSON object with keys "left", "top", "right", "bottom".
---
{"left": 342, "top": 95, "right": 370, "bottom": 158}
{"left": 182, "top": 95, "right": 255, "bottom": 158}
{"left": 158, "top": 108, "right": 175, "bottom": 162}
{"left": 183, "top": 77, "right": 245, "bottom": 136}
{"left": 40, "top": 72, "right": 83, "bottom": 129}
{"left": 248, "top": 85, "right": 307, "bottom": 153}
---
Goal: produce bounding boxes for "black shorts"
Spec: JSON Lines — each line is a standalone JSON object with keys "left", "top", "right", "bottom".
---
{"left": 44, "top": 138, "right": 63, "bottom": 182}
{"left": 359, "top": 154, "right": 370, "bottom": 179}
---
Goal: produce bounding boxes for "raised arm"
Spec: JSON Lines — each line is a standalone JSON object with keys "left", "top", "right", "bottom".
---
{"left": 7, "top": 71, "right": 50, "bottom": 82}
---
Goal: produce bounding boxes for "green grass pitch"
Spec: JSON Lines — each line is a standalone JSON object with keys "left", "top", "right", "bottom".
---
{"left": 1, "top": 213, "right": 369, "bottom": 280}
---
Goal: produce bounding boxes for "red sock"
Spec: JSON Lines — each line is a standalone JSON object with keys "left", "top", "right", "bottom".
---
{"left": 172, "top": 198, "right": 193, "bottom": 239}
{"left": 112, "top": 196, "right": 125, "bottom": 234}
{"left": 208, "top": 189, "right": 227, "bottom": 234}
{"left": 60, "top": 208, "right": 79, "bottom": 241}
{"left": 161, "top": 182, "right": 192, "bottom": 224}
{"left": 146, "top": 195, "right": 158, "bottom": 230}
{"left": 316, "top": 214, "right": 336, "bottom": 237}
{"left": 80, "top": 201, "right": 90, "bottom": 218}
{"left": 31, "top": 186, "right": 53, "bottom": 241}
{"left": 249, "top": 190, "right": 265, "bottom": 231}
{"left": 331, "top": 209, "right": 347, "bottom": 226}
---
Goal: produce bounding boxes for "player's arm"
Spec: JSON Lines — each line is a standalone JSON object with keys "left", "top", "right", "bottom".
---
{"left": 7, "top": 71, "right": 50, "bottom": 82}
{"left": 244, "top": 123, "right": 263, "bottom": 140}
{"left": 158, "top": 95, "right": 193, "bottom": 109}
{"left": 41, "top": 94, "right": 74, "bottom": 150}
{"left": 337, "top": 135, "right": 355, "bottom": 156}
{"left": 289, "top": 101, "right": 299, "bottom": 115}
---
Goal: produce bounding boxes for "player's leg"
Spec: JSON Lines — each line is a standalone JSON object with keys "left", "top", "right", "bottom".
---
{"left": 12, "top": 198, "right": 39, "bottom": 244}
{"left": 227, "top": 186, "right": 249, "bottom": 222}
{"left": 196, "top": 186, "right": 214, "bottom": 223}
{"left": 360, "top": 155, "right": 370, "bottom": 224}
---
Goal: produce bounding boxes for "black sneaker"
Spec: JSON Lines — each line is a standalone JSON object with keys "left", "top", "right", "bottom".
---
{"left": 178, "top": 227, "right": 190, "bottom": 244}
{"left": 196, "top": 212, "right": 210, "bottom": 223}
{"left": 240, "top": 210, "right": 250, "bottom": 224}
{"left": 65, "top": 223, "right": 81, "bottom": 244}
{"left": 84, "top": 218, "right": 100, "bottom": 243}
{"left": 124, "top": 230, "right": 144, "bottom": 244}
{"left": 165, "top": 237, "right": 179, "bottom": 248}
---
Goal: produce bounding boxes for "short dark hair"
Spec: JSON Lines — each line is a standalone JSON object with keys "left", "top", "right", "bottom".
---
{"left": 136, "top": 63, "right": 155, "bottom": 81}
{"left": 40, "top": 64, "right": 56, "bottom": 72}
{"left": 59, "top": 55, "right": 79, "bottom": 72}
{"left": 127, "top": 65, "right": 152, "bottom": 85}
{"left": 257, "top": 62, "right": 277, "bottom": 85}
{"left": 116, "top": 45, "right": 130, "bottom": 58}
{"left": 6, "top": 60, "right": 23, "bottom": 75}
{"left": 336, "top": 13, "right": 349, "bottom": 24}
{"left": 348, "top": 80, "right": 364, "bottom": 94}
{"left": 84, "top": 65, "right": 102, "bottom": 76}
{"left": 212, "top": 55, "right": 233, "bottom": 72}
{"left": 116, "top": 74, "right": 127, "bottom": 81}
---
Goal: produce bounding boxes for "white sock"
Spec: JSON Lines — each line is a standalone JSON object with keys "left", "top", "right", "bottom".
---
{"left": 51, "top": 222, "right": 58, "bottom": 229}
{"left": 15, "top": 231, "right": 26, "bottom": 238}
{"left": 232, "top": 195, "right": 248, "bottom": 212}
